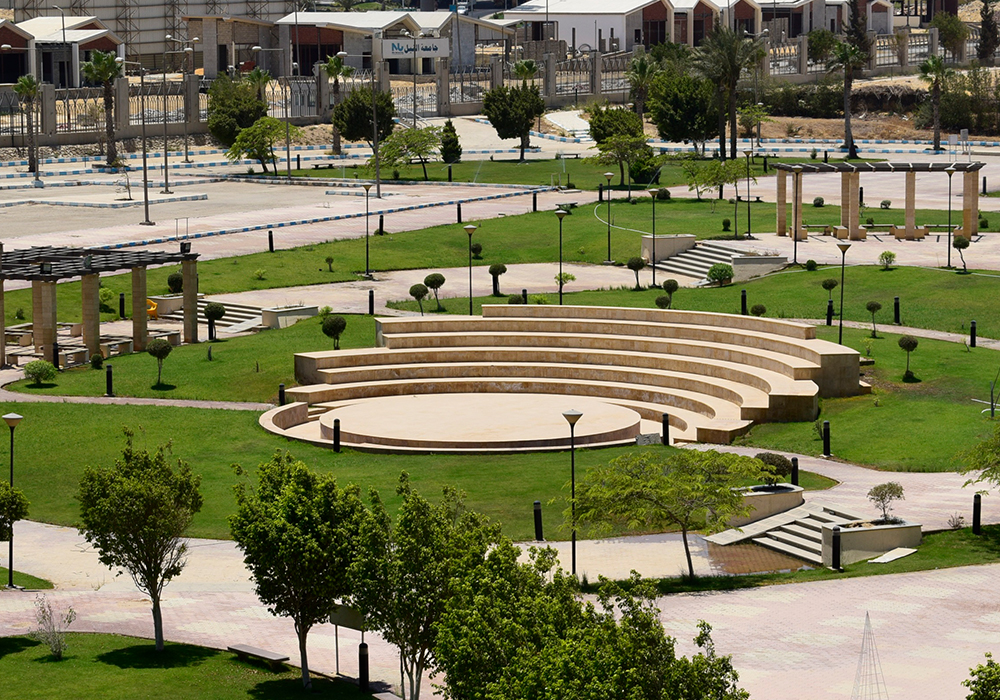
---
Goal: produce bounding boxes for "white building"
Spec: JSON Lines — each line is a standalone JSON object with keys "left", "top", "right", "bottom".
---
{"left": 12, "top": 15, "right": 123, "bottom": 87}
{"left": 504, "top": 0, "right": 674, "bottom": 53}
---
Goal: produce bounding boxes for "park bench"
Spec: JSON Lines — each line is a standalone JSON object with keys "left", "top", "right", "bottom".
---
{"left": 227, "top": 644, "right": 289, "bottom": 670}
{"left": 150, "top": 330, "right": 182, "bottom": 347}
{"left": 312, "top": 163, "right": 335, "bottom": 170}
{"left": 802, "top": 224, "right": 832, "bottom": 235}
{"left": 100, "top": 338, "right": 133, "bottom": 357}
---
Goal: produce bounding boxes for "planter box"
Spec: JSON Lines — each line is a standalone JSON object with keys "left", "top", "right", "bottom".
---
{"left": 728, "top": 484, "right": 804, "bottom": 527}
{"left": 262, "top": 305, "right": 318, "bottom": 329}
{"left": 733, "top": 255, "right": 788, "bottom": 282}
{"left": 640, "top": 234, "right": 695, "bottom": 264}
{"left": 821, "top": 520, "right": 922, "bottom": 567}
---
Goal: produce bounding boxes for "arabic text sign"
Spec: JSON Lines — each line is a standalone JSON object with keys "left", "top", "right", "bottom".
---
{"left": 382, "top": 38, "right": 450, "bottom": 59}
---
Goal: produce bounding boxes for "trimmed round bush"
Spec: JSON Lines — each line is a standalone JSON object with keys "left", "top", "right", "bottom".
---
{"left": 655, "top": 295, "right": 671, "bottom": 309}
{"left": 167, "top": 272, "right": 183, "bottom": 294}
{"left": 755, "top": 452, "right": 793, "bottom": 485}
{"left": 805, "top": 259, "right": 818, "bottom": 271}
{"left": 321, "top": 315, "right": 348, "bottom": 349}
{"left": 471, "top": 242, "right": 483, "bottom": 259}
{"left": 204, "top": 302, "right": 226, "bottom": 322}
{"left": 23, "top": 360, "right": 56, "bottom": 386}
{"left": 880, "top": 199, "right": 891, "bottom": 209}
{"left": 722, "top": 218, "right": 731, "bottom": 231}
{"left": 750, "top": 304, "right": 766, "bottom": 316}
{"left": 90, "top": 352, "right": 104, "bottom": 370}
{"left": 656, "top": 188, "right": 671, "bottom": 200}
{"left": 813, "top": 197, "right": 824, "bottom": 207}
{"left": 707, "top": 263, "right": 734, "bottom": 286}
{"left": 507, "top": 294, "right": 525, "bottom": 304}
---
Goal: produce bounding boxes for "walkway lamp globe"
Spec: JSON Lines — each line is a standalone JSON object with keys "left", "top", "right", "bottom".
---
{"left": 555, "top": 209, "right": 568, "bottom": 304}
{"left": 837, "top": 242, "right": 851, "bottom": 345}
{"left": 604, "top": 172, "right": 614, "bottom": 263}
{"left": 946, "top": 165, "right": 956, "bottom": 269}
{"left": 646, "top": 189, "right": 660, "bottom": 288}
{"left": 4, "top": 412, "right": 22, "bottom": 590}
{"left": 562, "top": 408, "right": 582, "bottom": 576}
{"left": 744, "top": 149, "right": 752, "bottom": 238}
{"left": 464, "top": 224, "right": 477, "bottom": 315}
{"left": 362, "top": 183, "right": 373, "bottom": 279}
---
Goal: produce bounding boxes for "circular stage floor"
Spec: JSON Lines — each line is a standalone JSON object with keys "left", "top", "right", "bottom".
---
{"left": 318, "top": 393, "right": 643, "bottom": 452}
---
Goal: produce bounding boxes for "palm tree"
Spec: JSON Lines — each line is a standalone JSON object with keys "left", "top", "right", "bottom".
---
{"left": 693, "top": 22, "right": 765, "bottom": 160}
{"left": 322, "top": 54, "right": 355, "bottom": 154}
{"left": 827, "top": 41, "right": 868, "bottom": 159}
{"left": 626, "top": 48, "right": 661, "bottom": 121}
{"left": 81, "top": 50, "right": 123, "bottom": 167}
{"left": 13, "top": 74, "right": 39, "bottom": 175}
{"left": 513, "top": 59, "right": 539, "bottom": 86}
{"left": 244, "top": 66, "right": 271, "bottom": 102}
{"left": 919, "top": 55, "right": 954, "bottom": 152}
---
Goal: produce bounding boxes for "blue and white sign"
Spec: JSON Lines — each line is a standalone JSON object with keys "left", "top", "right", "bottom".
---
{"left": 381, "top": 38, "right": 450, "bottom": 58}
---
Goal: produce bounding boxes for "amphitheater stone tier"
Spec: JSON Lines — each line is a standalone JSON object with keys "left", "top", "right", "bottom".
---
{"left": 260, "top": 306, "right": 865, "bottom": 453}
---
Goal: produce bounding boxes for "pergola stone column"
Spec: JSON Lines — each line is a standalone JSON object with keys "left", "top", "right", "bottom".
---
{"left": 776, "top": 169, "right": 787, "bottom": 236}
{"left": 905, "top": 171, "right": 916, "bottom": 237}
{"left": 81, "top": 273, "right": 101, "bottom": 358}
{"left": 0, "top": 243, "right": 5, "bottom": 367}
{"left": 792, "top": 168, "right": 805, "bottom": 241}
{"left": 182, "top": 259, "right": 199, "bottom": 344}
{"left": 131, "top": 266, "right": 148, "bottom": 351}
{"left": 848, "top": 172, "right": 861, "bottom": 238}
{"left": 31, "top": 280, "right": 43, "bottom": 354}
{"left": 963, "top": 170, "right": 979, "bottom": 237}
{"left": 36, "top": 281, "right": 57, "bottom": 363}
{"left": 841, "top": 172, "right": 852, "bottom": 227}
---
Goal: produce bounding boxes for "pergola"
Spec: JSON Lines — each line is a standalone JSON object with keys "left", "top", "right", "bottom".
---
{"left": 774, "top": 161, "right": 986, "bottom": 241}
{"left": 0, "top": 244, "right": 200, "bottom": 365}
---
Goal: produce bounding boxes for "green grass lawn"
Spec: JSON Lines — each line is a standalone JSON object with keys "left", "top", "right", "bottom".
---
{"left": 0, "top": 634, "right": 366, "bottom": 700}
{"left": 0, "top": 568, "right": 53, "bottom": 589}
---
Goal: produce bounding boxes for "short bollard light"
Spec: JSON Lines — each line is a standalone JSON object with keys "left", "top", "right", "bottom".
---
{"left": 105, "top": 363, "right": 113, "bottom": 397}
{"left": 268, "top": 229, "right": 274, "bottom": 253}
{"left": 971, "top": 320, "right": 977, "bottom": 348}
{"left": 521, "top": 288, "right": 528, "bottom": 304}
{"left": 974, "top": 493, "right": 982, "bottom": 535}
{"left": 457, "top": 202, "right": 463, "bottom": 223}
{"left": 333, "top": 418, "right": 341, "bottom": 453}
{"left": 791, "top": 456, "right": 799, "bottom": 486}
{"left": 119, "top": 292, "right": 126, "bottom": 319}
{"left": 894, "top": 296, "right": 901, "bottom": 325}
{"left": 741, "top": 289, "right": 748, "bottom": 315}
{"left": 533, "top": 500, "right": 543, "bottom": 541}
{"left": 826, "top": 299, "right": 834, "bottom": 326}
{"left": 822, "top": 420, "right": 831, "bottom": 457}
{"left": 368, "top": 289, "right": 374, "bottom": 316}
{"left": 278, "top": 383, "right": 285, "bottom": 406}
{"left": 661, "top": 413, "right": 670, "bottom": 446}
{"left": 358, "top": 642, "right": 369, "bottom": 691}
{"left": 831, "top": 525, "right": 842, "bottom": 571}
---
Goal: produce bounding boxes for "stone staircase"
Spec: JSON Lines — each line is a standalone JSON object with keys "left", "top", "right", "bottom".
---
{"left": 705, "top": 502, "right": 864, "bottom": 566}
{"left": 655, "top": 241, "right": 740, "bottom": 281}
{"left": 159, "top": 299, "right": 264, "bottom": 332}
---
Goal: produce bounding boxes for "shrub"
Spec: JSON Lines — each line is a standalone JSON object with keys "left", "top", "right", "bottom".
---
{"left": 204, "top": 302, "right": 226, "bottom": 322}
{"left": 30, "top": 595, "right": 76, "bottom": 661}
{"left": 627, "top": 256, "right": 646, "bottom": 289}
{"left": 866, "top": 300, "right": 883, "bottom": 338}
{"left": 867, "top": 481, "right": 904, "bottom": 521}
{"left": 24, "top": 360, "right": 56, "bottom": 385}
{"left": 424, "top": 273, "right": 446, "bottom": 311}
{"left": 965, "top": 653, "right": 1000, "bottom": 700}
{"left": 866, "top": 216, "right": 875, "bottom": 226}
{"left": 488, "top": 263, "right": 507, "bottom": 296}
{"left": 529, "top": 294, "right": 550, "bottom": 304}
{"left": 321, "top": 315, "right": 347, "bottom": 349}
{"left": 810, "top": 148, "right": 818, "bottom": 160}
{"left": 722, "top": 218, "right": 731, "bottom": 231}
{"left": 661, "top": 278, "right": 679, "bottom": 307}
{"left": 706, "top": 263, "right": 734, "bottom": 286}
{"left": 507, "top": 293, "right": 525, "bottom": 304}
{"left": 656, "top": 188, "right": 671, "bottom": 200}
{"left": 146, "top": 338, "right": 172, "bottom": 386}
{"left": 14, "top": 308, "right": 24, "bottom": 320}
{"left": 813, "top": 196, "right": 824, "bottom": 207}
{"left": 655, "top": 295, "right": 671, "bottom": 309}
{"left": 440, "top": 118, "right": 462, "bottom": 163}
{"left": 324, "top": 256, "right": 334, "bottom": 272}
{"left": 878, "top": 250, "right": 896, "bottom": 271}
{"left": 980, "top": 218, "right": 989, "bottom": 230}
{"left": 167, "top": 272, "right": 183, "bottom": 293}
{"left": 471, "top": 242, "right": 483, "bottom": 259}
{"left": 880, "top": 199, "right": 891, "bottom": 209}
{"left": 755, "top": 452, "right": 793, "bottom": 485}
{"left": 98, "top": 287, "right": 115, "bottom": 313}
{"left": 409, "top": 283, "right": 429, "bottom": 315}
{"left": 805, "top": 259, "right": 818, "bottom": 271}
{"left": 821, "top": 278, "right": 838, "bottom": 299}
{"left": 318, "top": 305, "right": 332, "bottom": 318}
{"left": 89, "top": 352, "right": 104, "bottom": 370}
{"left": 750, "top": 303, "right": 766, "bottom": 317}
{"left": 898, "top": 334, "right": 918, "bottom": 380}
{"left": 252, "top": 268, "right": 266, "bottom": 280}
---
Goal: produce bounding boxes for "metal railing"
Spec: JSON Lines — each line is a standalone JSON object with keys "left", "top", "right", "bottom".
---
{"left": 502, "top": 62, "right": 543, "bottom": 91}
{"left": 391, "top": 83, "right": 437, "bottom": 120}
{"left": 127, "top": 81, "right": 186, "bottom": 127}
{"left": 0, "top": 92, "right": 27, "bottom": 138}
{"left": 600, "top": 51, "right": 629, "bottom": 94}
{"left": 448, "top": 66, "right": 490, "bottom": 103}
{"left": 770, "top": 41, "right": 799, "bottom": 76}
{"left": 874, "top": 33, "right": 898, "bottom": 67}
{"left": 908, "top": 32, "right": 930, "bottom": 64}
{"left": 555, "top": 55, "right": 591, "bottom": 96}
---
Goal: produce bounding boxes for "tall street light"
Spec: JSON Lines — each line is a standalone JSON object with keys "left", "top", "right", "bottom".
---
{"left": 837, "top": 242, "right": 851, "bottom": 345}
{"left": 340, "top": 48, "right": 382, "bottom": 198}
{"left": 744, "top": 149, "right": 752, "bottom": 238}
{"left": 161, "top": 44, "right": 194, "bottom": 194}
{"left": 946, "top": 165, "right": 956, "bottom": 268}
{"left": 562, "top": 408, "right": 582, "bottom": 577}
{"left": 115, "top": 57, "right": 154, "bottom": 226}
{"left": 252, "top": 46, "right": 293, "bottom": 182}
{"left": 166, "top": 34, "right": 199, "bottom": 163}
{"left": 556, "top": 209, "right": 567, "bottom": 304}
{"left": 464, "top": 224, "right": 477, "bottom": 315}
{"left": 604, "top": 172, "right": 614, "bottom": 263}
{"left": 4, "top": 412, "right": 22, "bottom": 590}
{"left": 647, "top": 189, "right": 660, "bottom": 287}
{"left": 363, "top": 182, "right": 373, "bottom": 279}
{"left": 401, "top": 30, "right": 426, "bottom": 129}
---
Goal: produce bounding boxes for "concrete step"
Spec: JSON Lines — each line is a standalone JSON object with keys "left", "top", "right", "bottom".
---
{"left": 770, "top": 528, "right": 822, "bottom": 553}
{"left": 752, "top": 536, "right": 823, "bottom": 565}
{"left": 656, "top": 242, "right": 740, "bottom": 279}
{"left": 160, "top": 299, "right": 262, "bottom": 328}
{"left": 781, "top": 522, "right": 822, "bottom": 538}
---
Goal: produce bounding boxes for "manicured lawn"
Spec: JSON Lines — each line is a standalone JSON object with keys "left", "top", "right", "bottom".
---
{"left": 0, "top": 568, "right": 53, "bottom": 590}
{"left": 0, "top": 634, "right": 366, "bottom": 700}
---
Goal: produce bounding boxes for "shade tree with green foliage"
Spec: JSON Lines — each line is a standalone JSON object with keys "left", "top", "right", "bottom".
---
{"left": 879, "top": 250, "right": 896, "bottom": 271}
{"left": 424, "top": 273, "right": 445, "bottom": 311}
{"left": 591, "top": 134, "right": 652, "bottom": 187}
{"left": 930, "top": 11, "right": 969, "bottom": 56}
{"left": 409, "top": 283, "right": 428, "bottom": 315}
{"left": 489, "top": 263, "right": 507, "bottom": 296}
{"left": 954, "top": 235, "right": 970, "bottom": 272}
{"left": 146, "top": 338, "right": 172, "bottom": 386}
{"left": 482, "top": 83, "right": 545, "bottom": 161}
{"left": 807, "top": 28, "right": 839, "bottom": 63}
{"left": 587, "top": 102, "right": 644, "bottom": 143}
{"left": 373, "top": 126, "right": 441, "bottom": 181}
{"left": 332, "top": 87, "right": 396, "bottom": 149}
{"left": 898, "top": 335, "right": 918, "bottom": 380}
{"left": 965, "top": 652, "right": 1000, "bottom": 700}
{"left": 77, "top": 429, "right": 203, "bottom": 651}
{"left": 0, "top": 480, "right": 29, "bottom": 541}
{"left": 226, "top": 116, "right": 302, "bottom": 174}
{"left": 322, "top": 315, "right": 347, "bottom": 349}
{"left": 206, "top": 75, "right": 267, "bottom": 148}
{"left": 440, "top": 119, "right": 462, "bottom": 163}
{"left": 230, "top": 452, "right": 364, "bottom": 688}
{"left": 555, "top": 271, "right": 576, "bottom": 294}
{"left": 648, "top": 73, "right": 718, "bottom": 156}
{"left": 867, "top": 481, "right": 904, "bottom": 521}
{"left": 707, "top": 263, "right": 734, "bottom": 286}
{"left": 81, "top": 51, "right": 123, "bottom": 167}
{"left": 866, "top": 300, "right": 882, "bottom": 338}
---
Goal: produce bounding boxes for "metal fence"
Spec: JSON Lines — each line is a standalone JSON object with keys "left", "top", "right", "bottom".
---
{"left": 448, "top": 66, "right": 490, "bottom": 103}
{"left": 600, "top": 51, "right": 629, "bottom": 94}
{"left": 555, "top": 55, "right": 591, "bottom": 96}
{"left": 770, "top": 41, "right": 799, "bottom": 76}
{"left": 808, "top": 57, "right": 827, "bottom": 74}
{"left": 874, "top": 33, "right": 898, "bottom": 67}
{"left": 55, "top": 87, "right": 105, "bottom": 133}
{"left": 0, "top": 91, "right": 27, "bottom": 139}
{"left": 288, "top": 78, "right": 317, "bottom": 118}
{"left": 332, "top": 70, "right": 374, "bottom": 107}
{"left": 127, "top": 81, "right": 186, "bottom": 127}
{"left": 908, "top": 32, "right": 930, "bottom": 64}
{"left": 501, "top": 62, "right": 543, "bottom": 91}
{"left": 391, "top": 83, "right": 437, "bottom": 120}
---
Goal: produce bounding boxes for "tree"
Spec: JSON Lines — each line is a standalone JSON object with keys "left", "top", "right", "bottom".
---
{"left": 351, "top": 473, "right": 500, "bottom": 700}
{"left": 440, "top": 119, "right": 462, "bottom": 163}
{"left": 81, "top": 50, "right": 123, "bottom": 167}
{"left": 471, "top": 243, "right": 483, "bottom": 259}
{"left": 661, "top": 278, "right": 679, "bottom": 307}
{"left": 919, "top": 55, "right": 954, "bottom": 152}
{"left": 322, "top": 54, "right": 355, "bottom": 154}
{"left": 648, "top": 72, "right": 718, "bottom": 156}
{"left": 555, "top": 271, "right": 575, "bottom": 294}
{"left": 78, "top": 429, "right": 203, "bottom": 651}
{"left": 808, "top": 28, "right": 839, "bottom": 63}
{"left": 954, "top": 235, "right": 971, "bottom": 272}
{"left": 409, "top": 283, "right": 428, "bottom": 315}
{"left": 979, "top": 1, "right": 1000, "bottom": 63}
{"left": 513, "top": 58, "right": 539, "bottom": 84}
{"left": 13, "top": 74, "right": 39, "bottom": 175}
{"left": 755, "top": 452, "right": 792, "bottom": 485}
{"left": 146, "top": 338, "right": 172, "bottom": 386}
{"left": 324, "top": 256, "right": 334, "bottom": 272}
{"left": 482, "top": 84, "right": 544, "bottom": 161}
{"left": 867, "top": 481, "right": 904, "bottom": 521}
{"left": 628, "top": 256, "right": 646, "bottom": 289}
{"left": 738, "top": 102, "right": 771, "bottom": 138}
{"left": 898, "top": 335, "right": 918, "bottom": 379}
{"left": 226, "top": 116, "right": 301, "bottom": 174}
{"left": 204, "top": 302, "right": 226, "bottom": 341}
{"left": 332, "top": 87, "right": 396, "bottom": 149}
{"left": 489, "top": 263, "right": 507, "bottom": 296}
{"left": 592, "top": 134, "right": 649, "bottom": 186}
{"left": 822, "top": 277, "right": 839, "bottom": 300}
{"left": 322, "top": 315, "right": 347, "bottom": 349}
{"left": 207, "top": 75, "right": 268, "bottom": 147}
{"left": 828, "top": 42, "right": 868, "bottom": 159}
{"left": 0, "top": 480, "right": 29, "bottom": 542}
{"left": 846, "top": 0, "right": 872, "bottom": 55}
{"left": 878, "top": 250, "right": 896, "bottom": 270}
{"left": 230, "top": 452, "right": 363, "bottom": 688}
{"left": 681, "top": 159, "right": 713, "bottom": 199}
{"left": 574, "top": 450, "right": 766, "bottom": 578}
{"left": 23, "top": 360, "right": 56, "bottom": 386}
{"left": 243, "top": 66, "right": 271, "bottom": 101}
{"left": 930, "top": 12, "right": 969, "bottom": 56}
{"left": 587, "top": 102, "right": 644, "bottom": 143}
{"left": 374, "top": 127, "right": 441, "bottom": 181}
{"left": 693, "top": 23, "right": 765, "bottom": 159}
{"left": 965, "top": 653, "right": 1000, "bottom": 700}
{"left": 707, "top": 262, "right": 734, "bottom": 286}
{"left": 866, "top": 300, "right": 882, "bottom": 338}
{"left": 626, "top": 48, "right": 661, "bottom": 120}
{"left": 424, "top": 273, "right": 445, "bottom": 311}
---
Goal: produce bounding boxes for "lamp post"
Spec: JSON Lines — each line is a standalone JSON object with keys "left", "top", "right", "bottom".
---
{"left": 341, "top": 48, "right": 382, "bottom": 197}
{"left": 791, "top": 164, "right": 802, "bottom": 265}
{"left": 604, "top": 171, "right": 614, "bottom": 263}
{"left": 160, "top": 45, "right": 194, "bottom": 194}
{"left": 837, "top": 242, "right": 850, "bottom": 345}
{"left": 401, "top": 30, "right": 425, "bottom": 129}
{"left": 252, "top": 46, "right": 293, "bottom": 183}
{"left": 4, "top": 412, "right": 22, "bottom": 590}
{"left": 647, "top": 189, "right": 660, "bottom": 287}
{"left": 1, "top": 44, "right": 37, "bottom": 181}
{"left": 562, "top": 408, "right": 582, "bottom": 577}
{"left": 167, "top": 34, "right": 199, "bottom": 163}
{"left": 744, "top": 150, "right": 752, "bottom": 238}
{"left": 946, "top": 165, "right": 956, "bottom": 268}
{"left": 363, "top": 183, "right": 372, "bottom": 279}
{"left": 115, "top": 57, "right": 154, "bottom": 226}
{"left": 756, "top": 101, "right": 764, "bottom": 148}
{"left": 464, "top": 224, "right": 477, "bottom": 315}
{"left": 556, "top": 209, "right": 567, "bottom": 304}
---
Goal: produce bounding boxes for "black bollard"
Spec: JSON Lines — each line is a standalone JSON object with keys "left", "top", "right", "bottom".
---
{"left": 791, "top": 457, "right": 799, "bottom": 485}
{"left": 296, "top": 154, "right": 300, "bottom": 170}
{"left": 358, "top": 643, "right": 369, "bottom": 692}
{"left": 826, "top": 298, "right": 834, "bottom": 326}
{"left": 378, "top": 213, "right": 384, "bottom": 235}
{"left": 662, "top": 413, "right": 670, "bottom": 445}
{"left": 824, "top": 150, "right": 829, "bottom": 163}
{"left": 741, "top": 289, "right": 748, "bottom": 315}
{"left": 119, "top": 292, "right": 126, "bottom": 319}
{"left": 831, "top": 525, "right": 842, "bottom": 571}
{"left": 974, "top": 493, "right": 982, "bottom": 535}
{"left": 822, "top": 420, "right": 831, "bottom": 457}
{"left": 532, "top": 191, "right": 538, "bottom": 212}
{"left": 457, "top": 202, "right": 462, "bottom": 223}
{"left": 598, "top": 182, "right": 603, "bottom": 202}
{"left": 105, "top": 363, "right": 113, "bottom": 397}
{"left": 368, "top": 289, "right": 374, "bottom": 316}
{"left": 894, "top": 296, "right": 901, "bottom": 325}
{"left": 333, "top": 418, "right": 341, "bottom": 453}
{"left": 52, "top": 339, "right": 59, "bottom": 369}
{"left": 533, "top": 500, "right": 543, "bottom": 541}
{"left": 448, "top": 164, "right": 453, "bottom": 182}
{"left": 278, "top": 383, "right": 285, "bottom": 406}
{"left": 859, "top": 186, "right": 864, "bottom": 206}
{"left": 984, "top": 176, "right": 988, "bottom": 196}
{"left": 971, "top": 320, "right": 977, "bottom": 348}
{"left": 763, "top": 155, "right": 768, "bottom": 173}
{"left": 268, "top": 229, "right": 274, "bottom": 253}
{"left": 522, "top": 288, "right": 528, "bottom": 304}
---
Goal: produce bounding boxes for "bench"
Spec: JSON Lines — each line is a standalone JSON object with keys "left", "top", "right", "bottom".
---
{"left": 227, "top": 644, "right": 289, "bottom": 670}
{"left": 151, "top": 330, "right": 182, "bottom": 347}
{"left": 100, "top": 338, "right": 134, "bottom": 357}
{"left": 802, "top": 224, "right": 831, "bottom": 235}
{"left": 312, "top": 163, "right": 335, "bottom": 170}
{"left": 59, "top": 348, "right": 89, "bottom": 366}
